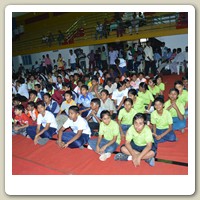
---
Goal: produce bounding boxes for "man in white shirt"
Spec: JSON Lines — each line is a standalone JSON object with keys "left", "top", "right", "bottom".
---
{"left": 109, "top": 46, "right": 118, "bottom": 69}
{"left": 68, "top": 49, "right": 77, "bottom": 71}
{"left": 126, "top": 46, "right": 134, "bottom": 71}
{"left": 143, "top": 41, "right": 156, "bottom": 78}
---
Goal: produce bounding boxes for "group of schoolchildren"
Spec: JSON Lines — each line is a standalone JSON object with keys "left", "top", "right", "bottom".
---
{"left": 12, "top": 69, "right": 188, "bottom": 167}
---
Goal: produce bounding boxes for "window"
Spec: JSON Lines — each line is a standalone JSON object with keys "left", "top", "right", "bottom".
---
{"left": 22, "top": 55, "right": 32, "bottom": 65}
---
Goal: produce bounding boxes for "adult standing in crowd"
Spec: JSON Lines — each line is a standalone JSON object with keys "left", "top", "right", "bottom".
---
{"left": 40, "top": 55, "right": 46, "bottom": 74}
{"left": 68, "top": 49, "right": 77, "bottom": 71}
{"left": 57, "top": 53, "right": 65, "bottom": 71}
{"left": 87, "top": 50, "right": 95, "bottom": 72}
{"left": 45, "top": 54, "right": 53, "bottom": 74}
{"left": 143, "top": 41, "right": 156, "bottom": 78}
{"left": 109, "top": 46, "right": 118, "bottom": 70}
{"left": 101, "top": 46, "right": 108, "bottom": 70}
{"left": 78, "top": 49, "right": 87, "bottom": 73}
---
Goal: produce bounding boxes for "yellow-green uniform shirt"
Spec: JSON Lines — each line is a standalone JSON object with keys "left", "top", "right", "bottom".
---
{"left": 126, "top": 125, "right": 154, "bottom": 146}
{"left": 118, "top": 108, "right": 137, "bottom": 125}
{"left": 138, "top": 90, "right": 154, "bottom": 105}
{"left": 151, "top": 109, "right": 173, "bottom": 129}
{"left": 164, "top": 100, "right": 185, "bottom": 117}
{"left": 148, "top": 85, "right": 160, "bottom": 96}
{"left": 133, "top": 97, "right": 145, "bottom": 113}
{"left": 99, "top": 120, "right": 121, "bottom": 144}
{"left": 178, "top": 90, "right": 188, "bottom": 106}
{"left": 157, "top": 82, "right": 165, "bottom": 91}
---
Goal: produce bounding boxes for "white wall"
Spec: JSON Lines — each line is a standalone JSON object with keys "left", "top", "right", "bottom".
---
{"left": 156, "top": 34, "right": 188, "bottom": 51}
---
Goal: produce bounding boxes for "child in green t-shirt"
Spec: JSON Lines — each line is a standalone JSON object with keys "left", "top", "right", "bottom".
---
{"left": 148, "top": 77, "right": 160, "bottom": 98}
{"left": 114, "top": 113, "right": 157, "bottom": 167}
{"left": 151, "top": 97, "right": 177, "bottom": 144}
{"left": 174, "top": 80, "right": 188, "bottom": 108}
{"left": 138, "top": 82, "right": 154, "bottom": 124}
{"left": 155, "top": 75, "right": 165, "bottom": 99}
{"left": 164, "top": 88, "right": 186, "bottom": 132}
{"left": 128, "top": 89, "right": 145, "bottom": 113}
{"left": 174, "top": 80, "right": 188, "bottom": 118}
{"left": 118, "top": 98, "right": 137, "bottom": 139}
{"left": 88, "top": 110, "right": 121, "bottom": 161}
{"left": 138, "top": 82, "right": 154, "bottom": 113}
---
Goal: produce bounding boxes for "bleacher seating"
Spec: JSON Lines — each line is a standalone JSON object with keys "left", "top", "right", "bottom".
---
{"left": 13, "top": 12, "right": 188, "bottom": 56}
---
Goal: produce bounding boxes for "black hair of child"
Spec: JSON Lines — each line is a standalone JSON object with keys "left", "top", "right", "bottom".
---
{"left": 36, "top": 100, "right": 45, "bottom": 107}
{"left": 130, "top": 72, "right": 137, "bottom": 77}
{"left": 57, "top": 75, "right": 62, "bottom": 79}
{"left": 169, "top": 88, "right": 179, "bottom": 95}
{"left": 154, "top": 97, "right": 164, "bottom": 104}
{"left": 14, "top": 104, "right": 25, "bottom": 113}
{"left": 27, "top": 101, "right": 36, "bottom": 108}
{"left": 128, "top": 88, "right": 138, "bottom": 96}
{"left": 46, "top": 84, "right": 53, "bottom": 91}
{"left": 91, "top": 98, "right": 101, "bottom": 107}
{"left": 81, "top": 84, "right": 89, "bottom": 90}
{"left": 133, "top": 113, "right": 147, "bottom": 125}
{"left": 138, "top": 72, "right": 145, "bottom": 76}
{"left": 69, "top": 105, "right": 79, "bottom": 113}
{"left": 43, "top": 93, "right": 51, "bottom": 98}
{"left": 29, "top": 90, "right": 38, "bottom": 96}
{"left": 34, "top": 83, "right": 41, "bottom": 88}
{"left": 124, "top": 97, "right": 133, "bottom": 105}
{"left": 91, "top": 75, "right": 98, "bottom": 82}
{"left": 117, "top": 81, "right": 125, "bottom": 89}
{"left": 100, "top": 110, "right": 111, "bottom": 119}
{"left": 174, "top": 80, "right": 184, "bottom": 87}
{"left": 13, "top": 96, "right": 21, "bottom": 102}
{"left": 123, "top": 78, "right": 130, "bottom": 84}
{"left": 64, "top": 90, "right": 73, "bottom": 97}
{"left": 139, "top": 82, "right": 148, "bottom": 90}
{"left": 62, "top": 82, "right": 72, "bottom": 89}
{"left": 149, "top": 77, "right": 157, "bottom": 85}
{"left": 100, "top": 89, "right": 109, "bottom": 96}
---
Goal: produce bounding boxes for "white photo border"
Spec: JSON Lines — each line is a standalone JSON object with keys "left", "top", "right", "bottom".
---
{"left": 5, "top": 5, "right": 195, "bottom": 195}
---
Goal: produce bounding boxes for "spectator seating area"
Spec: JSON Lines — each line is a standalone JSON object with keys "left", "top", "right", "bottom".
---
{"left": 13, "top": 12, "right": 188, "bottom": 56}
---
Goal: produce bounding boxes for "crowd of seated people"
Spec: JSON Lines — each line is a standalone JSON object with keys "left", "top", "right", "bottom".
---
{"left": 12, "top": 40, "right": 188, "bottom": 167}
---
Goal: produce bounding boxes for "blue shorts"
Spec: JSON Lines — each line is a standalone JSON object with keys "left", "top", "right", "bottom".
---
{"left": 121, "top": 140, "right": 157, "bottom": 154}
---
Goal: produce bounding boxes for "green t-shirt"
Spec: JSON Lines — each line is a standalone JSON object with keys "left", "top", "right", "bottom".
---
{"left": 178, "top": 90, "right": 188, "bottom": 106}
{"left": 133, "top": 97, "right": 145, "bottom": 113}
{"left": 138, "top": 90, "right": 154, "bottom": 105}
{"left": 151, "top": 109, "right": 173, "bottom": 129}
{"left": 118, "top": 108, "right": 137, "bottom": 125}
{"left": 148, "top": 85, "right": 160, "bottom": 96}
{"left": 164, "top": 100, "right": 185, "bottom": 117}
{"left": 126, "top": 125, "right": 154, "bottom": 146}
{"left": 101, "top": 51, "right": 107, "bottom": 60}
{"left": 99, "top": 120, "right": 121, "bottom": 144}
{"left": 157, "top": 82, "right": 165, "bottom": 91}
